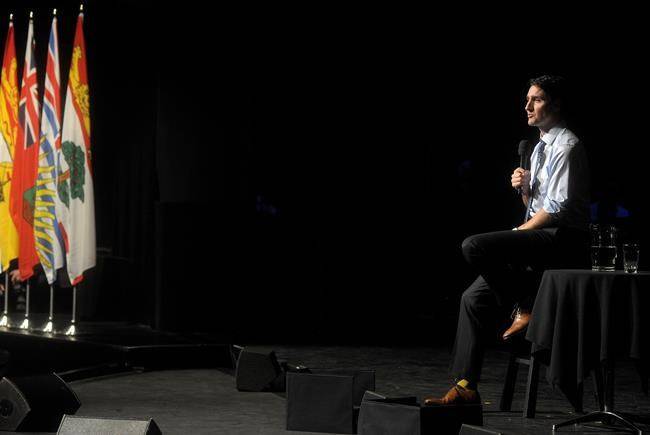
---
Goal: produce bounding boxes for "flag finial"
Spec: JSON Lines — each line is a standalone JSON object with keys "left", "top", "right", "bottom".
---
{"left": 80, "top": 4, "right": 84, "bottom": 12}
{"left": 9, "top": 13, "right": 12, "bottom": 21}
{"left": 29, "top": 11, "right": 33, "bottom": 19}
{"left": 53, "top": 8, "right": 57, "bottom": 16}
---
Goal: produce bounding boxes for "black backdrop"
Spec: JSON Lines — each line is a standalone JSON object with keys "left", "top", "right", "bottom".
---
{"left": 1, "top": 1, "right": 647, "bottom": 342}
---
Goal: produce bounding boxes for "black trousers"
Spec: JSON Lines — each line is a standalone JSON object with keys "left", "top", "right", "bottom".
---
{"left": 450, "top": 227, "right": 589, "bottom": 383}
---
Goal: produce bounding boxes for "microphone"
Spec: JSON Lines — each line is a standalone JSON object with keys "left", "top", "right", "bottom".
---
{"left": 518, "top": 139, "right": 531, "bottom": 170}
{"left": 516, "top": 139, "right": 531, "bottom": 194}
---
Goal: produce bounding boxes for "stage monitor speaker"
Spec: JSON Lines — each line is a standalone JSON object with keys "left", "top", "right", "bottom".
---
{"left": 358, "top": 393, "right": 482, "bottom": 435}
{"left": 57, "top": 415, "right": 162, "bottom": 434}
{"left": 0, "top": 373, "right": 81, "bottom": 432}
{"left": 358, "top": 399, "right": 420, "bottom": 435}
{"left": 286, "top": 369, "right": 376, "bottom": 434}
{"left": 460, "top": 423, "right": 505, "bottom": 434}
{"left": 235, "top": 348, "right": 282, "bottom": 392}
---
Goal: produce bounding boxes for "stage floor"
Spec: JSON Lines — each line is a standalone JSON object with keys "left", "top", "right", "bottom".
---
{"left": 6, "top": 345, "right": 650, "bottom": 434}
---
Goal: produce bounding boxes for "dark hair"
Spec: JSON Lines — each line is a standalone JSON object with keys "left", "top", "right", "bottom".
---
{"left": 527, "top": 75, "right": 567, "bottom": 114}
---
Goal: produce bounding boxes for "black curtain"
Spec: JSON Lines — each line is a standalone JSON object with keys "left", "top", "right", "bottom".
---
{"left": 1, "top": 3, "right": 647, "bottom": 339}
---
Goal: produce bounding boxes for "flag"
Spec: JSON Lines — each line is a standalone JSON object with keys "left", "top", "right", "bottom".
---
{"left": 35, "top": 14, "right": 64, "bottom": 284}
{"left": 0, "top": 17, "right": 19, "bottom": 273}
{"left": 58, "top": 11, "right": 95, "bottom": 285}
{"left": 9, "top": 15, "right": 40, "bottom": 281}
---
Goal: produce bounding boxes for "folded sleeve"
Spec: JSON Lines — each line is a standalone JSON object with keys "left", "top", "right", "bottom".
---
{"left": 542, "top": 147, "right": 571, "bottom": 215}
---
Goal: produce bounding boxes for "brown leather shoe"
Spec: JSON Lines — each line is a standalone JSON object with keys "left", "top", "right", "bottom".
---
{"left": 423, "top": 384, "right": 481, "bottom": 406}
{"left": 502, "top": 309, "right": 531, "bottom": 341}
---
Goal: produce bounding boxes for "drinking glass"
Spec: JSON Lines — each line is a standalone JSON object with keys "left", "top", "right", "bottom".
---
{"left": 590, "top": 224, "right": 617, "bottom": 272}
{"left": 623, "top": 243, "right": 640, "bottom": 273}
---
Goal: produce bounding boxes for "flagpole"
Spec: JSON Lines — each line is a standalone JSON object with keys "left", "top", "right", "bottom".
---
{"left": 65, "top": 286, "right": 77, "bottom": 335}
{"left": 0, "top": 273, "right": 8, "bottom": 327}
{"left": 20, "top": 13, "right": 33, "bottom": 331}
{"left": 19, "top": 281, "right": 29, "bottom": 329}
{"left": 43, "top": 285, "right": 54, "bottom": 332}
{"left": 1, "top": 12, "right": 14, "bottom": 328}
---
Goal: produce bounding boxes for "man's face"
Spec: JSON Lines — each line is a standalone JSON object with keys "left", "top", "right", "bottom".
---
{"left": 525, "top": 85, "right": 558, "bottom": 130}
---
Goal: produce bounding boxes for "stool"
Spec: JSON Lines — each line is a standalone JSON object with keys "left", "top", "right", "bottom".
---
{"left": 499, "top": 344, "right": 539, "bottom": 418}
{"left": 499, "top": 339, "right": 605, "bottom": 418}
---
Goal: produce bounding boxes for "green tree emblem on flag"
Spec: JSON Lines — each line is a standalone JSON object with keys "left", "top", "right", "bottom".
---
{"left": 58, "top": 141, "right": 85, "bottom": 208}
{"left": 23, "top": 186, "right": 35, "bottom": 224}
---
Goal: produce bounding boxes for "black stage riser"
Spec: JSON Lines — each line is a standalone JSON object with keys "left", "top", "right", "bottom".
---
{"left": 0, "top": 320, "right": 232, "bottom": 377}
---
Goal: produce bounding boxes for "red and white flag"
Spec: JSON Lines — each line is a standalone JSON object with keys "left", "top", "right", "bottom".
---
{"left": 57, "top": 11, "right": 95, "bottom": 285}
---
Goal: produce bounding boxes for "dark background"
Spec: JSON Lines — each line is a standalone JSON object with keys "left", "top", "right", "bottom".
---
{"left": 1, "top": 1, "right": 647, "bottom": 343}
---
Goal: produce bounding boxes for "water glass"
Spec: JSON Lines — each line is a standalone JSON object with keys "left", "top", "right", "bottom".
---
{"left": 590, "top": 224, "right": 617, "bottom": 272}
{"left": 623, "top": 243, "right": 640, "bottom": 273}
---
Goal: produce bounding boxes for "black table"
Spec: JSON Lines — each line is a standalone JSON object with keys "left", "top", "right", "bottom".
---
{"left": 526, "top": 269, "right": 650, "bottom": 433}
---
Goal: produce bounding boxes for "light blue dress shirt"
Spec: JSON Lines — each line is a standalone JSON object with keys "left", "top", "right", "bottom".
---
{"left": 528, "top": 125, "right": 590, "bottom": 229}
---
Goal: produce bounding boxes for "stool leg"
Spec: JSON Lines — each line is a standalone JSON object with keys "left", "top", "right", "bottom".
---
{"left": 500, "top": 352, "right": 518, "bottom": 411}
{"left": 523, "top": 355, "right": 539, "bottom": 418}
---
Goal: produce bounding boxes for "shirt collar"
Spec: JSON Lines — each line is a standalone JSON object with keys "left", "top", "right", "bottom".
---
{"left": 540, "top": 124, "right": 566, "bottom": 147}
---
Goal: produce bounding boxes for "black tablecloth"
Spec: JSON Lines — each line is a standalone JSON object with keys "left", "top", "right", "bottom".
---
{"left": 526, "top": 269, "right": 650, "bottom": 404}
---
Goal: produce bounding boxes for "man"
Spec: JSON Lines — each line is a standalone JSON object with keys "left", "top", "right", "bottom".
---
{"left": 0, "top": 268, "right": 26, "bottom": 311}
{"left": 424, "top": 75, "right": 590, "bottom": 405}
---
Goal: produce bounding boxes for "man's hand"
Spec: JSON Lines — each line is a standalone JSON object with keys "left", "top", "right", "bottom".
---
{"left": 9, "top": 270, "right": 21, "bottom": 284}
{"left": 517, "top": 208, "right": 553, "bottom": 230}
{"left": 511, "top": 167, "right": 530, "bottom": 194}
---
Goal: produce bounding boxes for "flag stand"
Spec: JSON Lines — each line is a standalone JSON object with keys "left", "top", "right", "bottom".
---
{"left": 19, "top": 282, "right": 30, "bottom": 329}
{"left": 65, "top": 286, "right": 77, "bottom": 336}
{"left": 0, "top": 273, "right": 9, "bottom": 327}
{"left": 42, "top": 285, "right": 54, "bottom": 332}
